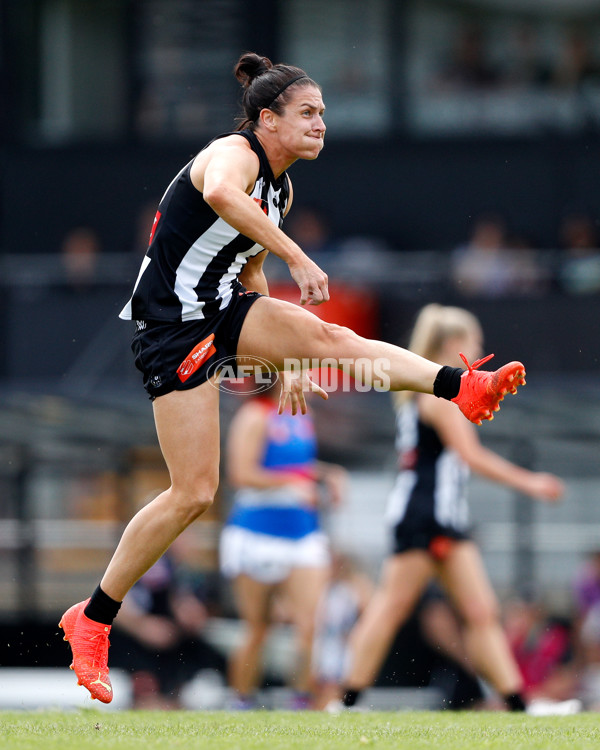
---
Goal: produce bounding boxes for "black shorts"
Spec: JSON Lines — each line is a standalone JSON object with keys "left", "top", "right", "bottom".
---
{"left": 131, "top": 289, "right": 263, "bottom": 399}
{"left": 392, "top": 520, "right": 471, "bottom": 561}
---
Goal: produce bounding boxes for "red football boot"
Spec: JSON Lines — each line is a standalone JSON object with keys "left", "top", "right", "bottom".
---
{"left": 59, "top": 599, "right": 113, "bottom": 703}
{"left": 452, "top": 352, "right": 526, "bottom": 426}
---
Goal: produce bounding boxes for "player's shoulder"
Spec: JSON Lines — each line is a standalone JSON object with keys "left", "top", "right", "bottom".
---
{"left": 205, "top": 132, "right": 256, "bottom": 160}
{"left": 192, "top": 132, "right": 260, "bottom": 191}
{"left": 206, "top": 135, "right": 261, "bottom": 184}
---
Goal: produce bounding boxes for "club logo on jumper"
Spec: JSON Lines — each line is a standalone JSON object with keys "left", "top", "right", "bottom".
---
{"left": 207, "top": 355, "right": 278, "bottom": 394}
{"left": 177, "top": 334, "right": 217, "bottom": 383}
{"left": 253, "top": 197, "right": 268, "bottom": 215}
{"left": 148, "top": 210, "right": 161, "bottom": 246}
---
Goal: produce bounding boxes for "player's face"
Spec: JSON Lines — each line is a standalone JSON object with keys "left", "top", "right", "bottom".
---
{"left": 275, "top": 86, "right": 326, "bottom": 160}
{"left": 440, "top": 328, "right": 483, "bottom": 367}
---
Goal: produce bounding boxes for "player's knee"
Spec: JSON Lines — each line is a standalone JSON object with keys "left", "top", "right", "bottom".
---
{"left": 314, "top": 320, "right": 359, "bottom": 354}
{"left": 247, "top": 621, "right": 270, "bottom": 645}
{"left": 187, "top": 490, "right": 215, "bottom": 520}
{"left": 171, "top": 485, "right": 216, "bottom": 523}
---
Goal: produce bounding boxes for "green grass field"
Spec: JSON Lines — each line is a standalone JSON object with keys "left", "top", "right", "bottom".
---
{"left": 1, "top": 710, "right": 599, "bottom": 750}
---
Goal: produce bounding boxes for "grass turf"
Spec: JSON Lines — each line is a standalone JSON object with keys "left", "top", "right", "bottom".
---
{"left": 1, "top": 710, "right": 600, "bottom": 750}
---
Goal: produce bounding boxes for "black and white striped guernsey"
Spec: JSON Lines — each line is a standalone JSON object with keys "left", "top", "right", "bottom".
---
{"left": 120, "top": 130, "right": 290, "bottom": 322}
{"left": 385, "top": 401, "right": 471, "bottom": 534}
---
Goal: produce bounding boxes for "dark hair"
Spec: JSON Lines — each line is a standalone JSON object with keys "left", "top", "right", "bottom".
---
{"left": 233, "top": 52, "right": 320, "bottom": 131}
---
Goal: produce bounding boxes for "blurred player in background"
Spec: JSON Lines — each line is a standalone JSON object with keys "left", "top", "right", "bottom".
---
{"left": 59, "top": 52, "right": 526, "bottom": 704}
{"left": 332, "top": 305, "right": 579, "bottom": 715}
{"left": 221, "top": 379, "right": 346, "bottom": 708}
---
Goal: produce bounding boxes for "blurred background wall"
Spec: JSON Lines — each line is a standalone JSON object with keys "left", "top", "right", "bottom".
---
{"left": 1, "top": 0, "right": 600, "bottom": 679}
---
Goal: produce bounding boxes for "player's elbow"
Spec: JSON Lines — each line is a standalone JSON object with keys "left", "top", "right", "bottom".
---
{"left": 456, "top": 443, "right": 487, "bottom": 471}
{"left": 203, "top": 182, "right": 232, "bottom": 212}
{"left": 227, "top": 467, "right": 251, "bottom": 489}
{"left": 240, "top": 271, "right": 268, "bottom": 296}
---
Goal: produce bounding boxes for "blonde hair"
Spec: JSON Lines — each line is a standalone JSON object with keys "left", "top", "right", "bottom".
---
{"left": 393, "top": 303, "right": 481, "bottom": 409}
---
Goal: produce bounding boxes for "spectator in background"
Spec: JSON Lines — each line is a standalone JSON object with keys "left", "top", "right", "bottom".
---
{"left": 311, "top": 551, "right": 373, "bottom": 710}
{"left": 451, "top": 213, "right": 545, "bottom": 297}
{"left": 572, "top": 550, "right": 600, "bottom": 709}
{"left": 557, "top": 212, "right": 600, "bottom": 295}
{"left": 284, "top": 204, "right": 394, "bottom": 286}
{"left": 130, "top": 200, "right": 162, "bottom": 257}
{"left": 574, "top": 551, "right": 600, "bottom": 628}
{"left": 436, "top": 24, "right": 500, "bottom": 91}
{"left": 502, "top": 24, "right": 552, "bottom": 90}
{"left": 284, "top": 204, "right": 338, "bottom": 259}
{"left": 111, "top": 531, "right": 225, "bottom": 709}
{"left": 60, "top": 226, "right": 101, "bottom": 289}
{"left": 552, "top": 30, "right": 600, "bottom": 90}
{"left": 263, "top": 204, "right": 341, "bottom": 281}
{"left": 503, "top": 597, "right": 579, "bottom": 707}
{"left": 416, "top": 585, "right": 489, "bottom": 710}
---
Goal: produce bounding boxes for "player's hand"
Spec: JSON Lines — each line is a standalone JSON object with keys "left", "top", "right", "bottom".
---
{"left": 321, "top": 464, "right": 348, "bottom": 508}
{"left": 137, "top": 616, "right": 179, "bottom": 649}
{"left": 278, "top": 370, "right": 328, "bottom": 415}
{"left": 290, "top": 476, "right": 320, "bottom": 507}
{"left": 171, "top": 594, "right": 208, "bottom": 634}
{"left": 529, "top": 472, "right": 565, "bottom": 503}
{"left": 288, "top": 254, "right": 329, "bottom": 306}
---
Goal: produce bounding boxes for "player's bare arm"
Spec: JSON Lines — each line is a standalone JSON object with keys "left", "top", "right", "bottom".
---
{"left": 191, "top": 137, "right": 328, "bottom": 305}
{"left": 422, "top": 395, "right": 564, "bottom": 502}
{"left": 227, "top": 401, "right": 316, "bottom": 496}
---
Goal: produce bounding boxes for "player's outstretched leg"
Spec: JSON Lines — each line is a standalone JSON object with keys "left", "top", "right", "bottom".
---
{"left": 59, "top": 599, "right": 113, "bottom": 703}
{"left": 452, "top": 353, "right": 526, "bottom": 426}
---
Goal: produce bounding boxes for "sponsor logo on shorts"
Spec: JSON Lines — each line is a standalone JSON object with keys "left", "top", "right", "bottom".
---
{"left": 177, "top": 334, "right": 217, "bottom": 383}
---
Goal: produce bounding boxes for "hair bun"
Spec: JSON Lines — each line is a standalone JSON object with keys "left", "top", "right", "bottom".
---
{"left": 234, "top": 52, "right": 273, "bottom": 88}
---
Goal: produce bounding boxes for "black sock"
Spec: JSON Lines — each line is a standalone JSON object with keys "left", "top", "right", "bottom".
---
{"left": 433, "top": 366, "right": 463, "bottom": 400}
{"left": 84, "top": 584, "right": 122, "bottom": 626}
{"left": 504, "top": 692, "right": 527, "bottom": 712}
{"left": 342, "top": 688, "right": 361, "bottom": 707}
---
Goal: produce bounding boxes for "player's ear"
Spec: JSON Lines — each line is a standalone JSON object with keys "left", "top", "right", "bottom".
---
{"left": 259, "top": 108, "right": 278, "bottom": 132}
